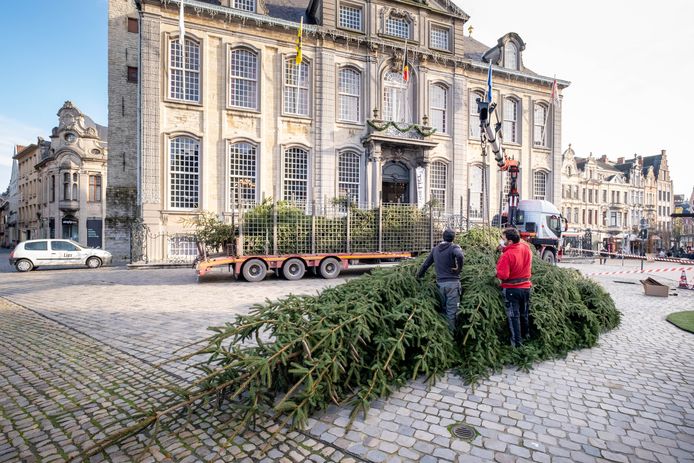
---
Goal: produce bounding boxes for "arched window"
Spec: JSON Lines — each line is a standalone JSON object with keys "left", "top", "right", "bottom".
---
{"left": 229, "top": 141, "right": 257, "bottom": 207}
{"left": 338, "top": 151, "right": 361, "bottom": 204}
{"left": 169, "top": 38, "right": 201, "bottom": 102}
{"left": 503, "top": 98, "right": 519, "bottom": 143}
{"left": 533, "top": 170, "right": 548, "bottom": 200}
{"left": 430, "top": 161, "right": 447, "bottom": 209}
{"left": 504, "top": 42, "right": 518, "bottom": 70}
{"left": 62, "top": 173, "right": 70, "bottom": 200}
{"left": 429, "top": 84, "right": 447, "bottom": 133}
{"left": 284, "top": 58, "right": 310, "bottom": 116}
{"left": 383, "top": 71, "right": 413, "bottom": 123}
{"left": 169, "top": 136, "right": 200, "bottom": 209}
{"left": 338, "top": 67, "right": 361, "bottom": 123}
{"left": 385, "top": 14, "right": 411, "bottom": 39}
{"left": 469, "top": 164, "right": 485, "bottom": 219}
{"left": 283, "top": 147, "right": 308, "bottom": 204}
{"left": 469, "top": 90, "right": 484, "bottom": 138}
{"left": 229, "top": 48, "right": 258, "bottom": 109}
{"left": 534, "top": 103, "right": 549, "bottom": 147}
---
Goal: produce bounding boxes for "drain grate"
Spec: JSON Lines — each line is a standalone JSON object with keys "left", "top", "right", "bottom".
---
{"left": 450, "top": 422, "right": 476, "bottom": 440}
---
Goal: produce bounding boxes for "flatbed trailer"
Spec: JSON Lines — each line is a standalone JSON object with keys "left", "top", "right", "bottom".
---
{"left": 196, "top": 251, "right": 413, "bottom": 281}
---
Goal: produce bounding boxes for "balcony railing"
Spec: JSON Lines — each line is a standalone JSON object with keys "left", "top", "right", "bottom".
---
{"left": 59, "top": 199, "right": 80, "bottom": 211}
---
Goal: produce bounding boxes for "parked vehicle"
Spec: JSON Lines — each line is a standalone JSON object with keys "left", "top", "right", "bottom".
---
{"left": 9, "top": 239, "right": 112, "bottom": 272}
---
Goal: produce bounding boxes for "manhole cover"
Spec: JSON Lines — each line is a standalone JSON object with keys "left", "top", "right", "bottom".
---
{"left": 450, "top": 422, "right": 476, "bottom": 440}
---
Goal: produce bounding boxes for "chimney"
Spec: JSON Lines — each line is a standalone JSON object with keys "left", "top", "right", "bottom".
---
{"left": 617, "top": 157, "right": 624, "bottom": 164}
{"left": 600, "top": 155, "right": 608, "bottom": 162}
{"left": 661, "top": 149, "right": 666, "bottom": 158}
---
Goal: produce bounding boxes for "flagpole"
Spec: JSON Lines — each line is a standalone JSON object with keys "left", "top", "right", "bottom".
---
{"left": 541, "top": 76, "right": 557, "bottom": 147}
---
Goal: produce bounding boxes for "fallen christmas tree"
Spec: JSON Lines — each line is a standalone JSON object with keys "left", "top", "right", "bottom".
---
{"left": 79, "top": 227, "right": 620, "bottom": 458}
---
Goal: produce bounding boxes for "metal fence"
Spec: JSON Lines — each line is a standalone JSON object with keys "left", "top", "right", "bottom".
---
{"left": 130, "top": 201, "right": 474, "bottom": 264}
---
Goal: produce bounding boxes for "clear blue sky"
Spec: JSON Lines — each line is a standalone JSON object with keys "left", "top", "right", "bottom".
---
{"left": 0, "top": 0, "right": 107, "bottom": 188}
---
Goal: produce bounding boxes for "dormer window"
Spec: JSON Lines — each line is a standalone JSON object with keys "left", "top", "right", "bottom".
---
{"left": 385, "top": 14, "right": 411, "bottom": 40}
{"left": 504, "top": 42, "right": 518, "bottom": 70}
{"left": 232, "top": 0, "right": 255, "bottom": 12}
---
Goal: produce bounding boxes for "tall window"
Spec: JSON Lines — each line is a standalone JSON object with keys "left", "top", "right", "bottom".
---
{"left": 169, "top": 136, "right": 200, "bottom": 209}
{"left": 469, "top": 164, "right": 484, "bottom": 219}
{"left": 229, "top": 142, "right": 257, "bottom": 206}
{"left": 62, "top": 173, "right": 70, "bottom": 200}
{"left": 534, "top": 103, "right": 549, "bottom": 147}
{"left": 50, "top": 175, "right": 55, "bottom": 202}
{"left": 338, "top": 67, "right": 361, "bottom": 123}
{"left": 338, "top": 151, "right": 360, "bottom": 204}
{"left": 169, "top": 38, "right": 201, "bottom": 102}
{"left": 383, "top": 71, "right": 412, "bottom": 123}
{"left": 284, "top": 59, "right": 309, "bottom": 116}
{"left": 503, "top": 98, "right": 519, "bottom": 143}
{"left": 89, "top": 175, "right": 102, "bottom": 202}
{"left": 385, "top": 15, "right": 411, "bottom": 39}
{"left": 469, "top": 91, "right": 483, "bottom": 138}
{"left": 339, "top": 4, "right": 363, "bottom": 31}
{"left": 283, "top": 147, "right": 308, "bottom": 203}
{"left": 430, "top": 162, "right": 447, "bottom": 209}
{"left": 504, "top": 42, "right": 518, "bottom": 70}
{"left": 71, "top": 173, "right": 78, "bottom": 201}
{"left": 430, "top": 25, "right": 450, "bottom": 51}
{"left": 429, "top": 84, "right": 447, "bottom": 133}
{"left": 229, "top": 49, "right": 258, "bottom": 109}
{"left": 533, "top": 170, "right": 547, "bottom": 200}
{"left": 232, "top": 0, "right": 255, "bottom": 12}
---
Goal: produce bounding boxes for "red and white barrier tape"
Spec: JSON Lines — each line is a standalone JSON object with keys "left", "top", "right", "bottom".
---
{"left": 564, "top": 248, "right": 694, "bottom": 265}
{"left": 584, "top": 267, "right": 693, "bottom": 276}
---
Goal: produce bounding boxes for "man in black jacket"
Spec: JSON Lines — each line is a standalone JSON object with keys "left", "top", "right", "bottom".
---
{"left": 416, "top": 228, "right": 464, "bottom": 331}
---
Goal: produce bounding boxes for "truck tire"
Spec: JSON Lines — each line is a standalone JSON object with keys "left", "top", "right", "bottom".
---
{"left": 282, "top": 258, "right": 306, "bottom": 280}
{"left": 242, "top": 258, "right": 267, "bottom": 282}
{"left": 319, "top": 257, "right": 341, "bottom": 279}
{"left": 542, "top": 249, "right": 556, "bottom": 265}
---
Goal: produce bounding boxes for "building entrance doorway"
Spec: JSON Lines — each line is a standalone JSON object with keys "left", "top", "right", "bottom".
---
{"left": 382, "top": 161, "right": 410, "bottom": 204}
{"left": 62, "top": 215, "right": 78, "bottom": 241}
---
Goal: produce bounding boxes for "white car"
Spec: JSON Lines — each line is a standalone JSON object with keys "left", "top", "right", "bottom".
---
{"left": 9, "top": 239, "right": 113, "bottom": 272}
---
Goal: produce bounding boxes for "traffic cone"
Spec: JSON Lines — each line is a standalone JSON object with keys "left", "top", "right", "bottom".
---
{"left": 678, "top": 270, "right": 689, "bottom": 289}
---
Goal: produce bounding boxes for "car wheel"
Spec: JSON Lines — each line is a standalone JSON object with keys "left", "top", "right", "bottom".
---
{"left": 319, "top": 257, "right": 341, "bottom": 279}
{"left": 241, "top": 258, "right": 267, "bottom": 282}
{"left": 86, "top": 257, "right": 102, "bottom": 269}
{"left": 281, "top": 258, "right": 306, "bottom": 280}
{"left": 15, "top": 259, "right": 33, "bottom": 272}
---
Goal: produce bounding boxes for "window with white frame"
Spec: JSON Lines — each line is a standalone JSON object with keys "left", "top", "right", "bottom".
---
{"left": 229, "top": 142, "right": 257, "bottom": 207}
{"left": 283, "top": 147, "right": 308, "bottom": 204}
{"left": 229, "top": 48, "right": 258, "bottom": 109}
{"left": 533, "top": 170, "right": 547, "bottom": 200}
{"left": 469, "top": 164, "right": 484, "bottom": 219}
{"left": 338, "top": 67, "right": 361, "bottom": 123}
{"left": 534, "top": 103, "right": 549, "bottom": 147}
{"left": 385, "top": 14, "right": 411, "bottom": 39}
{"left": 383, "top": 71, "right": 413, "bottom": 123}
{"left": 504, "top": 42, "right": 518, "bottom": 70}
{"left": 430, "top": 161, "right": 447, "bottom": 209}
{"left": 168, "top": 235, "right": 198, "bottom": 259}
{"left": 469, "top": 91, "right": 483, "bottom": 138}
{"left": 232, "top": 0, "right": 255, "bottom": 12}
{"left": 169, "top": 38, "right": 201, "bottom": 102}
{"left": 169, "top": 136, "right": 200, "bottom": 209}
{"left": 338, "top": 151, "right": 360, "bottom": 204}
{"left": 430, "top": 25, "right": 450, "bottom": 51}
{"left": 339, "top": 4, "right": 363, "bottom": 31}
{"left": 284, "top": 59, "right": 310, "bottom": 116}
{"left": 503, "top": 98, "right": 519, "bottom": 143}
{"left": 429, "top": 83, "right": 447, "bottom": 133}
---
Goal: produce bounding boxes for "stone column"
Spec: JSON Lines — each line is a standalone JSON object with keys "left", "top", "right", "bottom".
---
{"left": 369, "top": 141, "right": 383, "bottom": 206}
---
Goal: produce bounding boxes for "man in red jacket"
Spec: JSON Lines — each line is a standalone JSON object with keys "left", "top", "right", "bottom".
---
{"left": 496, "top": 228, "right": 532, "bottom": 347}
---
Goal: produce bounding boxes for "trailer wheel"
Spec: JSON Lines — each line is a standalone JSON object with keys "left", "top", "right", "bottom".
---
{"left": 319, "top": 257, "right": 341, "bottom": 279}
{"left": 542, "top": 249, "right": 556, "bottom": 265}
{"left": 242, "top": 258, "right": 267, "bottom": 282}
{"left": 281, "top": 258, "right": 306, "bottom": 281}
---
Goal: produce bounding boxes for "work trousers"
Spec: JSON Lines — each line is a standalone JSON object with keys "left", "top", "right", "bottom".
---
{"left": 502, "top": 287, "right": 531, "bottom": 347}
{"left": 437, "top": 280, "right": 461, "bottom": 332}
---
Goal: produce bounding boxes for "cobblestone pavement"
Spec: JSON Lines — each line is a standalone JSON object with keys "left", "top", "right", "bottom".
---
{"left": 1, "top": 252, "right": 693, "bottom": 462}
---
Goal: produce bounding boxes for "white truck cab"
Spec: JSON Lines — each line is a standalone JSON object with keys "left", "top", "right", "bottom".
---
{"left": 513, "top": 200, "right": 566, "bottom": 263}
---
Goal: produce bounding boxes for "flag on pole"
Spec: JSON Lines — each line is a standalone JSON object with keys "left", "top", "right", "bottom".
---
{"left": 402, "top": 46, "right": 410, "bottom": 82}
{"left": 179, "top": 0, "right": 185, "bottom": 45}
{"left": 550, "top": 77, "right": 560, "bottom": 107}
{"left": 486, "top": 60, "right": 493, "bottom": 103}
{"left": 295, "top": 17, "right": 303, "bottom": 65}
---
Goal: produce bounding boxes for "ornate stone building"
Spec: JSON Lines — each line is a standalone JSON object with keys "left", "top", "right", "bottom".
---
{"left": 14, "top": 144, "right": 41, "bottom": 242}
{"left": 33, "top": 102, "right": 109, "bottom": 247}
{"left": 107, "top": 0, "right": 568, "bottom": 261}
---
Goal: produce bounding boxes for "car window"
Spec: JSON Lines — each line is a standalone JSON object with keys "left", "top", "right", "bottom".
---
{"left": 51, "top": 241, "right": 79, "bottom": 252}
{"left": 24, "top": 241, "right": 48, "bottom": 251}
